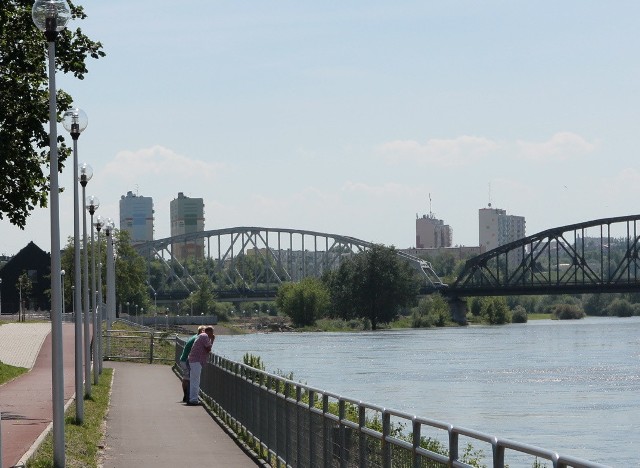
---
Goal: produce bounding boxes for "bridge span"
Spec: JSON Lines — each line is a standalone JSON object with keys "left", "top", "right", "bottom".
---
{"left": 134, "top": 226, "right": 443, "bottom": 300}
{"left": 446, "top": 214, "right": 640, "bottom": 297}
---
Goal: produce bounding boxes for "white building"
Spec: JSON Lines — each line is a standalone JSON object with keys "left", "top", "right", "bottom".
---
{"left": 170, "top": 192, "right": 205, "bottom": 260}
{"left": 416, "top": 214, "right": 452, "bottom": 249}
{"left": 478, "top": 204, "right": 526, "bottom": 252}
{"left": 119, "top": 191, "right": 154, "bottom": 244}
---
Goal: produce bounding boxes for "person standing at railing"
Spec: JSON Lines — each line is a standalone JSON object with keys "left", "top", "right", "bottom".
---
{"left": 186, "top": 325, "right": 215, "bottom": 406}
{"left": 179, "top": 325, "right": 205, "bottom": 403}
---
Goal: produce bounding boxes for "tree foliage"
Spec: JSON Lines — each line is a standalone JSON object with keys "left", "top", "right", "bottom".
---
{"left": 276, "top": 277, "right": 330, "bottom": 327}
{"left": 324, "top": 245, "right": 419, "bottom": 330}
{"left": 0, "top": 1, "right": 105, "bottom": 227}
{"left": 481, "top": 296, "right": 511, "bottom": 325}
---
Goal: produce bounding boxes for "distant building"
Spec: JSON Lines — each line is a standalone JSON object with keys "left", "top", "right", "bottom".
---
{"left": 416, "top": 213, "right": 452, "bottom": 249}
{"left": 0, "top": 242, "right": 51, "bottom": 314}
{"left": 170, "top": 192, "right": 205, "bottom": 261}
{"left": 478, "top": 204, "right": 526, "bottom": 252}
{"left": 119, "top": 191, "right": 154, "bottom": 244}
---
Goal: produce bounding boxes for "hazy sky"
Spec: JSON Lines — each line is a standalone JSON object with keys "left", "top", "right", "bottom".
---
{"left": 2, "top": 1, "right": 639, "bottom": 256}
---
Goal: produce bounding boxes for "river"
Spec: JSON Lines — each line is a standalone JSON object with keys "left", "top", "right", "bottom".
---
{"left": 214, "top": 316, "right": 640, "bottom": 466}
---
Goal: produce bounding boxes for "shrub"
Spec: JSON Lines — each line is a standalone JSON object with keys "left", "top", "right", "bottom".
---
{"left": 511, "top": 305, "right": 528, "bottom": 323}
{"left": 605, "top": 298, "right": 634, "bottom": 317}
{"left": 552, "top": 303, "right": 585, "bottom": 320}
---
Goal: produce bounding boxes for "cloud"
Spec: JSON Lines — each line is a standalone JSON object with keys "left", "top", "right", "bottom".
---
{"left": 102, "top": 145, "right": 226, "bottom": 183}
{"left": 516, "top": 132, "right": 596, "bottom": 161}
{"left": 378, "top": 135, "right": 500, "bottom": 167}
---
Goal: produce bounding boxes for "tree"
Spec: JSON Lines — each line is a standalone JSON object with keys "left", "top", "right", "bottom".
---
{"left": 482, "top": 296, "right": 511, "bottom": 325}
{"left": 17, "top": 271, "right": 32, "bottom": 321}
{"left": 0, "top": 1, "right": 105, "bottom": 227}
{"left": 276, "top": 277, "right": 330, "bottom": 327}
{"left": 114, "top": 230, "right": 149, "bottom": 312}
{"left": 187, "top": 275, "right": 217, "bottom": 316}
{"left": 325, "top": 245, "right": 419, "bottom": 330}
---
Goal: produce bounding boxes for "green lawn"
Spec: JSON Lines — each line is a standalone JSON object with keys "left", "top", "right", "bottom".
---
{"left": 26, "top": 368, "right": 113, "bottom": 468}
{"left": 0, "top": 360, "right": 28, "bottom": 384}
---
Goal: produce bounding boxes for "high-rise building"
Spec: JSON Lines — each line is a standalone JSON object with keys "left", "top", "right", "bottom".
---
{"left": 478, "top": 204, "right": 526, "bottom": 252}
{"left": 416, "top": 213, "right": 452, "bottom": 249}
{"left": 119, "top": 191, "right": 154, "bottom": 244}
{"left": 170, "top": 192, "right": 205, "bottom": 260}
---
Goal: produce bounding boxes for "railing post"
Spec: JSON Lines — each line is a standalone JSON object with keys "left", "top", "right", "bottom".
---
{"left": 412, "top": 418, "right": 421, "bottom": 468}
{"left": 449, "top": 428, "right": 458, "bottom": 464}
{"left": 382, "top": 410, "right": 391, "bottom": 468}
{"left": 149, "top": 332, "right": 154, "bottom": 364}
{"left": 309, "top": 390, "right": 316, "bottom": 465}
{"left": 491, "top": 437, "right": 504, "bottom": 468}
{"left": 359, "top": 406, "right": 367, "bottom": 468}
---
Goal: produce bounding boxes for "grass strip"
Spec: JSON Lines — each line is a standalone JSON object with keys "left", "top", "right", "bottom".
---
{"left": 26, "top": 368, "right": 113, "bottom": 468}
{"left": 0, "top": 360, "right": 28, "bottom": 384}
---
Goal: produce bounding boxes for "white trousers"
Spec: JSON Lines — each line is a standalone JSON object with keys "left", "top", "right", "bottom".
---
{"left": 189, "top": 361, "right": 202, "bottom": 402}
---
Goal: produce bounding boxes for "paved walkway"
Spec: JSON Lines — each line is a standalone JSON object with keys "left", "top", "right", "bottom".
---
{"left": 0, "top": 322, "right": 260, "bottom": 467}
{"left": 101, "top": 362, "right": 260, "bottom": 467}
{"left": 0, "top": 322, "right": 77, "bottom": 468}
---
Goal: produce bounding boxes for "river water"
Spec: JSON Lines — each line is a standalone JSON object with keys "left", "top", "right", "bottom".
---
{"left": 214, "top": 316, "right": 640, "bottom": 466}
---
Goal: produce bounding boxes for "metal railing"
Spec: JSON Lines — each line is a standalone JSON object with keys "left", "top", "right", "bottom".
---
{"left": 103, "top": 329, "right": 176, "bottom": 364}
{"left": 176, "top": 340, "right": 610, "bottom": 468}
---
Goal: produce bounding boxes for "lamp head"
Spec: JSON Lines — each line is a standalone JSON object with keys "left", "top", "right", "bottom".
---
{"left": 32, "top": 0, "right": 71, "bottom": 38}
{"left": 62, "top": 108, "right": 88, "bottom": 139}
{"left": 78, "top": 162, "right": 93, "bottom": 186}
{"left": 86, "top": 195, "right": 100, "bottom": 215}
{"left": 104, "top": 217, "right": 115, "bottom": 236}
{"left": 95, "top": 215, "right": 104, "bottom": 232}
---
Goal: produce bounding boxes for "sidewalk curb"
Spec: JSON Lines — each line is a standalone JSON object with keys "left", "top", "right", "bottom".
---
{"left": 15, "top": 395, "right": 76, "bottom": 467}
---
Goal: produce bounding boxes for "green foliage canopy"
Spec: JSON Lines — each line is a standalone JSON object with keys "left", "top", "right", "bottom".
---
{"left": 276, "top": 277, "right": 330, "bottom": 327}
{"left": 0, "top": 1, "right": 104, "bottom": 227}
{"left": 325, "top": 245, "right": 419, "bottom": 330}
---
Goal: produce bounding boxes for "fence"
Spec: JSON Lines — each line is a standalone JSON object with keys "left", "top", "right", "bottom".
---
{"left": 174, "top": 339, "right": 609, "bottom": 468}
{"left": 103, "top": 329, "right": 176, "bottom": 364}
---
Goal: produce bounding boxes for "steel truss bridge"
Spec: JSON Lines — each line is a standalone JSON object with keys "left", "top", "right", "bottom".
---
{"left": 133, "top": 227, "right": 443, "bottom": 301}
{"left": 448, "top": 214, "right": 640, "bottom": 297}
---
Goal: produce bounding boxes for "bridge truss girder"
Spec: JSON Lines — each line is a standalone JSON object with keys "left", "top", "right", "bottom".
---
{"left": 450, "top": 215, "right": 640, "bottom": 296}
{"left": 134, "top": 227, "right": 443, "bottom": 300}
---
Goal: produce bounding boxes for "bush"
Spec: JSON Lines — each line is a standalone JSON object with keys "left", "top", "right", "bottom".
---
{"left": 511, "top": 305, "right": 528, "bottom": 323}
{"left": 552, "top": 303, "right": 585, "bottom": 320}
{"left": 605, "top": 299, "right": 634, "bottom": 317}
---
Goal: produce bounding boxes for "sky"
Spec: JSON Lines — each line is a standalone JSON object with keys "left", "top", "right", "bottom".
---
{"left": 2, "top": 0, "right": 640, "bottom": 256}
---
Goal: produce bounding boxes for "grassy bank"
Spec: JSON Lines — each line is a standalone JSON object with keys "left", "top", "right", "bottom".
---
{"left": 26, "top": 368, "right": 113, "bottom": 468}
{"left": 0, "top": 360, "right": 27, "bottom": 384}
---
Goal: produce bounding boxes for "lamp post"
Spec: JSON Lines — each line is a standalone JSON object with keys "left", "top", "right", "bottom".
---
{"left": 1, "top": 278, "right": 3, "bottom": 315}
{"left": 95, "top": 215, "right": 104, "bottom": 374}
{"left": 32, "top": 1, "right": 71, "bottom": 465}
{"left": 104, "top": 219, "right": 116, "bottom": 356}
{"left": 87, "top": 195, "right": 99, "bottom": 385}
{"left": 79, "top": 162, "right": 93, "bottom": 397}
{"left": 126, "top": 302, "right": 130, "bottom": 316}
{"left": 62, "top": 106, "right": 88, "bottom": 423}
{"left": 60, "top": 270, "right": 65, "bottom": 314}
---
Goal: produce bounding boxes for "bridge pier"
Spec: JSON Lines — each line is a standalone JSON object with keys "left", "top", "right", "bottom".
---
{"left": 447, "top": 297, "right": 467, "bottom": 325}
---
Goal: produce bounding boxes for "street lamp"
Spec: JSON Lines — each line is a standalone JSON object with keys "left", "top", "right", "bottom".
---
{"left": 1, "top": 278, "right": 3, "bottom": 315}
{"left": 104, "top": 219, "right": 116, "bottom": 355}
{"left": 60, "top": 270, "right": 65, "bottom": 314}
{"left": 87, "top": 195, "right": 99, "bottom": 384}
{"left": 79, "top": 162, "right": 93, "bottom": 397}
{"left": 62, "top": 106, "right": 88, "bottom": 423}
{"left": 95, "top": 215, "right": 104, "bottom": 374}
{"left": 32, "top": 0, "right": 71, "bottom": 465}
